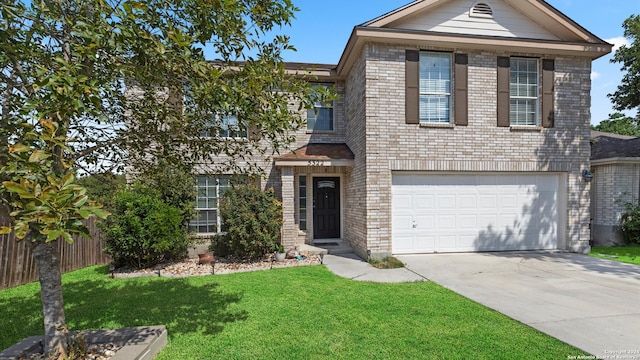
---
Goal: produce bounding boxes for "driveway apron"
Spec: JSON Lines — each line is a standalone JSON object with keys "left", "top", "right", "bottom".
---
{"left": 396, "top": 252, "right": 640, "bottom": 358}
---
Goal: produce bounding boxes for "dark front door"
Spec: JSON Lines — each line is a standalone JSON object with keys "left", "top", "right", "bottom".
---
{"left": 313, "top": 177, "right": 341, "bottom": 239}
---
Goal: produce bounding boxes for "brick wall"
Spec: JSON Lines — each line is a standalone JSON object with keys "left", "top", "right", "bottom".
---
{"left": 591, "top": 163, "right": 640, "bottom": 246}
{"left": 344, "top": 50, "right": 369, "bottom": 258}
{"left": 351, "top": 43, "right": 593, "bottom": 255}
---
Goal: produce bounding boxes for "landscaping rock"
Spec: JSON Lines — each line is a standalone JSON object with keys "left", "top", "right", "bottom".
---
{"left": 0, "top": 326, "right": 167, "bottom": 360}
{"left": 110, "top": 254, "right": 321, "bottom": 279}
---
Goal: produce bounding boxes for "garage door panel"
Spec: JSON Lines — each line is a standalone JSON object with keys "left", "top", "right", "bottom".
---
{"left": 393, "top": 238, "right": 414, "bottom": 253}
{"left": 415, "top": 214, "right": 434, "bottom": 228}
{"left": 479, "top": 195, "right": 498, "bottom": 209}
{"left": 535, "top": 175, "right": 558, "bottom": 190}
{"left": 415, "top": 194, "right": 435, "bottom": 210}
{"left": 458, "top": 214, "right": 478, "bottom": 229}
{"left": 436, "top": 235, "right": 457, "bottom": 251}
{"left": 458, "top": 195, "right": 477, "bottom": 209}
{"left": 393, "top": 194, "right": 413, "bottom": 212}
{"left": 497, "top": 213, "right": 519, "bottom": 228}
{"left": 437, "top": 215, "right": 457, "bottom": 229}
{"left": 479, "top": 214, "right": 498, "bottom": 229}
{"left": 534, "top": 192, "right": 557, "bottom": 204}
{"left": 499, "top": 194, "right": 518, "bottom": 209}
{"left": 392, "top": 173, "right": 560, "bottom": 254}
{"left": 393, "top": 215, "right": 413, "bottom": 231}
{"left": 414, "top": 235, "right": 436, "bottom": 252}
{"left": 437, "top": 194, "right": 456, "bottom": 209}
{"left": 456, "top": 234, "right": 478, "bottom": 249}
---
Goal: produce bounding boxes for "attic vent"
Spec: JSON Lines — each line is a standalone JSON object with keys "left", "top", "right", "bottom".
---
{"left": 470, "top": 2, "right": 493, "bottom": 18}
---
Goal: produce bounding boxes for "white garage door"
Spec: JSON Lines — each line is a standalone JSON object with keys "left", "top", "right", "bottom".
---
{"left": 392, "top": 173, "right": 560, "bottom": 254}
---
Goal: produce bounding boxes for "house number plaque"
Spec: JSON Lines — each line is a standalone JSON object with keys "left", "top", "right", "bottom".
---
{"left": 307, "top": 160, "right": 325, "bottom": 167}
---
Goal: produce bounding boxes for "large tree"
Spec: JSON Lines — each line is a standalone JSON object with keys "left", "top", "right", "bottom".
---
{"left": 591, "top": 112, "right": 640, "bottom": 137}
{"left": 0, "top": 0, "right": 321, "bottom": 357}
{"left": 609, "top": 14, "right": 640, "bottom": 118}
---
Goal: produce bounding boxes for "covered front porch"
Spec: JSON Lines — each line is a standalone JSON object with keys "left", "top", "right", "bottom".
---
{"left": 275, "top": 143, "right": 354, "bottom": 249}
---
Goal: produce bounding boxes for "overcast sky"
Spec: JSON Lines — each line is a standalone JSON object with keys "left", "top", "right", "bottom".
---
{"left": 207, "top": 0, "right": 639, "bottom": 124}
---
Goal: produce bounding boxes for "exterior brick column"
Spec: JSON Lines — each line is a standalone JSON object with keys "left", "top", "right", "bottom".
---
{"left": 280, "top": 167, "right": 297, "bottom": 249}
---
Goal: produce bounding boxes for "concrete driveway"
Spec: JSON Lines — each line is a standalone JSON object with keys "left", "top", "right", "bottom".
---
{"left": 396, "top": 252, "right": 640, "bottom": 357}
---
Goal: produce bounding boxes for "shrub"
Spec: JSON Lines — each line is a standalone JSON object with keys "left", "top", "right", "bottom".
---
{"left": 137, "top": 161, "right": 196, "bottom": 230}
{"left": 620, "top": 198, "right": 640, "bottom": 245}
{"left": 76, "top": 172, "right": 126, "bottom": 207}
{"left": 102, "top": 184, "right": 192, "bottom": 268}
{"left": 214, "top": 185, "right": 283, "bottom": 259}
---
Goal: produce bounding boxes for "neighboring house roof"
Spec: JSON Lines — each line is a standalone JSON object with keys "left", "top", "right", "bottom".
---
{"left": 590, "top": 130, "right": 636, "bottom": 140}
{"left": 337, "top": 0, "right": 612, "bottom": 75}
{"left": 275, "top": 143, "right": 355, "bottom": 167}
{"left": 591, "top": 130, "right": 640, "bottom": 163}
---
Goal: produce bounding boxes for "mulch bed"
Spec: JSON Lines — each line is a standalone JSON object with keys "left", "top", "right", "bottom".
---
{"left": 110, "top": 254, "right": 322, "bottom": 279}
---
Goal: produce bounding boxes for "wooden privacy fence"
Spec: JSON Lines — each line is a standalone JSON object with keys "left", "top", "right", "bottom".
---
{"left": 0, "top": 217, "right": 111, "bottom": 290}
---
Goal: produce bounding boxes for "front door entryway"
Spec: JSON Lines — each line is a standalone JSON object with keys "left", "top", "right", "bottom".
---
{"left": 313, "top": 177, "right": 340, "bottom": 239}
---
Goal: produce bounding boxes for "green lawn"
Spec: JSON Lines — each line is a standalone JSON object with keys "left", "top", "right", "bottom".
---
{"left": 1, "top": 265, "right": 587, "bottom": 359}
{"left": 589, "top": 246, "right": 640, "bottom": 265}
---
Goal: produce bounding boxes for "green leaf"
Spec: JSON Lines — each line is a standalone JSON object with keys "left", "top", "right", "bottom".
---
{"left": 0, "top": 226, "right": 11, "bottom": 235}
{"left": 2, "top": 181, "right": 27, "bottom": 193}
{"left": 45, "top": 230, "right": 63, "bottom": 242}
{"left": 73, "top": 195, "right": 88, "bottom": 207}
{"left": 70, "top": 224, "right": 91, "bottom": 238}
{"left": 9, "top": 144, "right": 30, "bottom": 153}
{"left": 61, "top": 231, "right": 74, "bottom": 244}
{"left": 78, "top": 209, "right": 91, "bottom": 219}
{"left": 61, "top": 172, "right": 74, "bottom": 187}
{"left": 14, "top": 222, "right": 28, "bottom": 240}
{"left": 28, "top": 150, "right": 49, "bottom": 163}
{"left": 91, "top": 208, "right": 110, "bottom": 219}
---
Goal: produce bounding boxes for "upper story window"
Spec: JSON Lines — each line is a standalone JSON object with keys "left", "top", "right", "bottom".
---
{"left": 220, "top": 114, "right": 247, "bottom": 138}
{"left": 307, "top": 83, "right": 334, "bottom": 131}
{"left": 509, "top": 57, "right": 539, "bottom": 126}
{"left": 419, "top": 51, "right": 452, "bottom": 123}
{"left": 201, "top": 114, "right": 248, "bottom": 138}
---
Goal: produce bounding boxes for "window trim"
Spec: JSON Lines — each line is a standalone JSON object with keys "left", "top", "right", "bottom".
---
{"left": 219, "top": 114, "right": 248, "bottom": 139}
{"left": 509, "top": 57, "right": 540, "bottom": 127}
{"left": 190, "top": 175, "right": 233, "bottom": 235}
{"left": 201, "top": 113, "right": 248, "bottom": 139}
{"left": 298, "top": 175, "right": 307, "bottom": 231}
{"left": 419, "top": 51, "right": 453, "bottom": 124}
{"left": 306, "top": 83, "right": 335, "bottom": 132}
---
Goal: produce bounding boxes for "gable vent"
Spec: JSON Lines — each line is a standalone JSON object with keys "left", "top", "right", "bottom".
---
{"left": 470, "top": 3, "right": 493, "bottom": 18}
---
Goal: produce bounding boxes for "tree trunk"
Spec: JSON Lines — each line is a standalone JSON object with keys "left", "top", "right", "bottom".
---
{"left": 31, "top": 238, "right": 68, "bottom": 359}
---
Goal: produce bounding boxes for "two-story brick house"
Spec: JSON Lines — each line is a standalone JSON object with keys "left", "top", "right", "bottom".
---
{"left": 191, "top": 0, "right": 611, "bottom": 259}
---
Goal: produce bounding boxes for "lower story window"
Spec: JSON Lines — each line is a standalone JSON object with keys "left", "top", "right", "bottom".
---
{"left": 298, "top": 176, "right": 307, "bottom": 231}
{"left": 190, "top": 175, "right": 231, "bottom": 234}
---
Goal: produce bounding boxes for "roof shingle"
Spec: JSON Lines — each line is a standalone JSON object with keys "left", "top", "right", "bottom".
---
{"left": 277, "top": 143, "right": 354, "bottom": 160}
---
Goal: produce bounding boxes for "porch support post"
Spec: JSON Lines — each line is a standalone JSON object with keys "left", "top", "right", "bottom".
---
{"left": 280, "top": 167, "right": 297, "bottom": 249}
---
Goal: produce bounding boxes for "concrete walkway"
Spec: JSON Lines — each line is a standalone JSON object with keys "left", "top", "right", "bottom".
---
{"left": 323, "top": 250, "right": 640, "bottom": 357}
{"left": 322, "top": 253, "right": 425, "bottom": 283}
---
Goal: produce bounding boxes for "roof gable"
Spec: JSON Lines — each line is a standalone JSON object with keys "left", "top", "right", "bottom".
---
{"left": 337, "top": 0, "right": 611, "bottom": 75}
{"left": 362, "top": 0, "right": 604, "bottom": 43}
